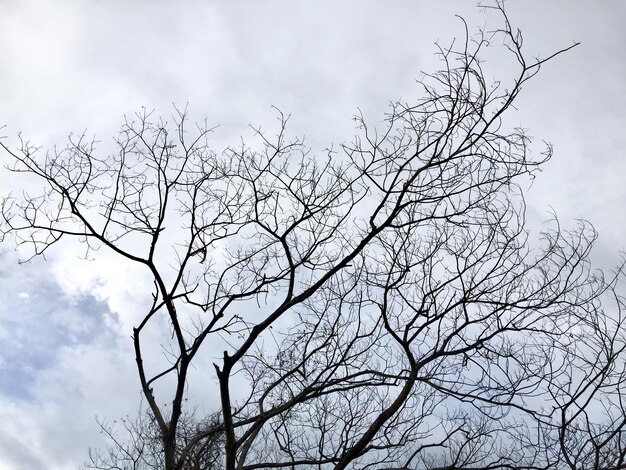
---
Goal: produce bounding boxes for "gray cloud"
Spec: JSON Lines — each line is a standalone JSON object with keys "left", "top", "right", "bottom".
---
{"left": 0, "top": 258, "right": 114, "bottom": 400}
{"left": 0, "top": 429, "right": 46, "bottom": 470}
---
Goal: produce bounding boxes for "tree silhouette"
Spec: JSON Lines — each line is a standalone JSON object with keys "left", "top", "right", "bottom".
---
{"left": 2, "top": 4, "right": 625, "bottom": 470}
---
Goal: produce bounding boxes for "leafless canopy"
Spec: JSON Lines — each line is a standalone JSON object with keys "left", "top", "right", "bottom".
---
{"left": 2, "top": 4, "right": 625, "bottom": 470}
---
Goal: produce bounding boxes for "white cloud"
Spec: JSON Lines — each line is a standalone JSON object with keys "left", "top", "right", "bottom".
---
{"left": 0, "top": 339, "right": 138, "bottom": 470}
{"left": 0, "top": 250, "right": 138, "bottom": 469}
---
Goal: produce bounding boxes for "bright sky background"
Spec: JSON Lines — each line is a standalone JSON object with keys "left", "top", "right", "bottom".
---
{"left": 0, "top": 1, "right": 624, "bottom": 469}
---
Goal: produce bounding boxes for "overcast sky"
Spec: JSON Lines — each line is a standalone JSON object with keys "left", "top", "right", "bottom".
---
{"left": 0, "top": 1, "right": 624, "bottom": 469}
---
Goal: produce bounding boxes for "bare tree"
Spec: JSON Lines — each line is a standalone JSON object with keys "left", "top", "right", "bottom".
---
{"left": 84, "top": 410, "right": 224, "bottom": 470}
{"left": 2, "top": 3, "right": 625, "bottom": 470}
